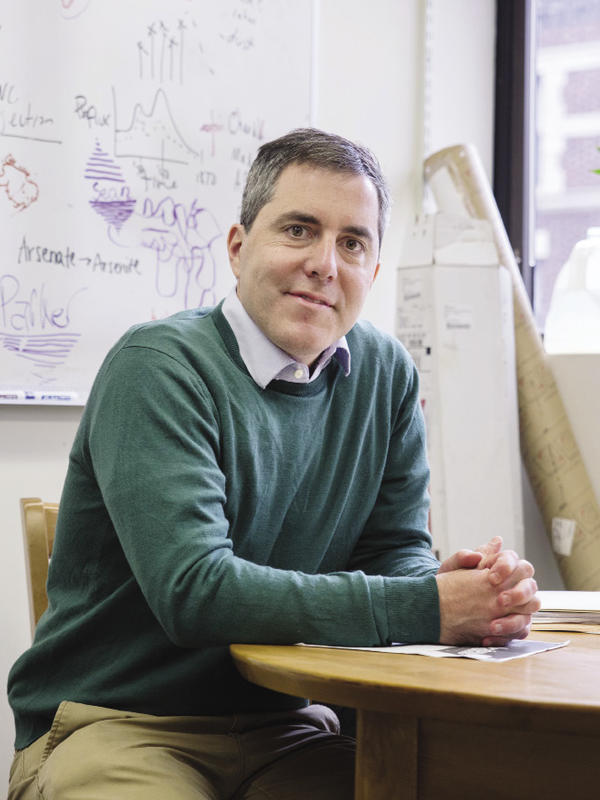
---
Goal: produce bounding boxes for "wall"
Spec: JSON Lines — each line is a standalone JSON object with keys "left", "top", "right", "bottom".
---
{"left": 2, "top": 0, "right": 588, "bottom": 783}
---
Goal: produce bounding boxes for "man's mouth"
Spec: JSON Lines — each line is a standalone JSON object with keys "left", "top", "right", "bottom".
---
{"left": 287, "top": 292, "right": 333, "bottom": 308}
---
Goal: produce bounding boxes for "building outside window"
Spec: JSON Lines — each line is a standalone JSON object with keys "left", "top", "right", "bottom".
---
{"left": 533, "top": 0, "right": 600, "bottom": 333}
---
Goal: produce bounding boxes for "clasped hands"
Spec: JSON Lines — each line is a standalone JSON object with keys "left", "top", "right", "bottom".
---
{"left": 436, "top": 536, "right": 541, "bottom": 646}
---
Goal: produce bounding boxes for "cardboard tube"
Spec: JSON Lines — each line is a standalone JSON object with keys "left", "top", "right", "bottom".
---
{"left": 424, "top": 144, "right": 600, "bottom": 589}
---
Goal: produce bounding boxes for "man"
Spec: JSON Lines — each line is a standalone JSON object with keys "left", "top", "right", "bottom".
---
{"left": 8, "top": 128, "right": 539, "bottom": 799}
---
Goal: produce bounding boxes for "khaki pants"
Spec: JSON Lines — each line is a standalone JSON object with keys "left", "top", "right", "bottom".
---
{"left": 8, "top": 701, "right": 355, "bottom": 799}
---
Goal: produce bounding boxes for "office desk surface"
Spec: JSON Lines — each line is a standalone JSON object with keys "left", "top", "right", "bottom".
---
{"left": 231, "top": 633, "right": 600, "bottom": 799}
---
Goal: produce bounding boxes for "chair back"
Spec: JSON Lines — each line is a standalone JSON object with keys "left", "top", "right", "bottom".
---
{"left": 20, "top": 497, "right": 59, "bottom": 635}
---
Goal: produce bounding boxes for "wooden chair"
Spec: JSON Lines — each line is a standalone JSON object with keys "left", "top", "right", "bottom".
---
{"left": 20, "top": 497, "right": 59, "bottom": 635}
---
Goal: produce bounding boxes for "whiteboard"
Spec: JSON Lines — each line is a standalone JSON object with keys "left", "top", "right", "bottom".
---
{"left": 0, "top": 0, "right": 314, "bottom": 405}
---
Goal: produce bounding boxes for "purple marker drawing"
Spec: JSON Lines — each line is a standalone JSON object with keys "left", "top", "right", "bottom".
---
{"left": 1, "top": 331, "right": 81, "bottom": 369}
{"left": 84, "top": 140, "right": 136, "bottom": 230}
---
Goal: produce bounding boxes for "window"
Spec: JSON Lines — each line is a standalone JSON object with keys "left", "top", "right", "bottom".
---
{"left": 494, "top": 0, "right": 600, "bottom": 334}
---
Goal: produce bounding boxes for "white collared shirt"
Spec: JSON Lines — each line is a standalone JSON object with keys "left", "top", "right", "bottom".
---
{"left": 221, "top": 289, "right": 351, "bottom": 389}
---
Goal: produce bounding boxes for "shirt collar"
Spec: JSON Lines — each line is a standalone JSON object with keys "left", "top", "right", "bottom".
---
{"left": 222, "top": 289, "right": 351, "bottom": 389}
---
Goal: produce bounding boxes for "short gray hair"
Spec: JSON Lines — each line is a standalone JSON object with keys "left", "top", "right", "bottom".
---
{"left": 240, "top": 128, "right": 391, "bottom": 251}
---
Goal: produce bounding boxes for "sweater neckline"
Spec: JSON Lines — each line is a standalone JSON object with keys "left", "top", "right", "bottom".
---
{"left": 211, "top": 304, "right": 338, "bottom": 397}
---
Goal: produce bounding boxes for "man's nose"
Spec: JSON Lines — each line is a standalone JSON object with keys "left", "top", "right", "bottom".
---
{"left": 305, "top": 237, "right": 338, "bottom": 280}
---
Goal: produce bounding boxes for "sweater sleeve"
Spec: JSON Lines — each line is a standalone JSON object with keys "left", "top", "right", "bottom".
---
{"left": 346, "top": 356, "right": 441, "bottom": 625}
{"left": 85, "top": 342, "right": 440, "bottom": 647}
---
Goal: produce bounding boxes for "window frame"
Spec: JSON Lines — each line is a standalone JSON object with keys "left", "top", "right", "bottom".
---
{"left": 493, "top": 0, "right": 536, "bottom": 301}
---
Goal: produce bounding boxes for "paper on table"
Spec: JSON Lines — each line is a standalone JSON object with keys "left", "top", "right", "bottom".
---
{"left": 533, "top": 590, "right": 600, "bottom": 630}
{"left": 298, "top": 639, "right": 569, "bottom": 662}
{"left": 531, "top": 622, "right": 600, "bottom": 634}
{"left": 537, "top": 590, "right": 600, "bottom": 612}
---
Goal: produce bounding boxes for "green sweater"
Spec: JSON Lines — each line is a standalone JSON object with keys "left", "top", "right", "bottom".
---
{"left": 8, "top": 303, "right": 440, "bottom": 749}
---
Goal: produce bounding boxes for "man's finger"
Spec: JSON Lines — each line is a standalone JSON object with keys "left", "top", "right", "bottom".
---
{"left": 489, "top": 555, "right": 535, "bottom": 587}
{"left": 474, "top": 536, "right": 503, "bottom": 569}
{"left": 437, "top": 549, "right": 483, "bottom": 574}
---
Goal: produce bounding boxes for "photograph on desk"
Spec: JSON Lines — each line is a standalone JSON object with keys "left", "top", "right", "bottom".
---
{"left": 298, "top": 639, "right": 569, "bottom": 662}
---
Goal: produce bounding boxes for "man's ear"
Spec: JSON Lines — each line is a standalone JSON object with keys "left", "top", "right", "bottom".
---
{"left": 372, "top": 262, "right": 381, "bottom": 283}
{"left": 227, "top": 224, "right": 245, "bottom": 279}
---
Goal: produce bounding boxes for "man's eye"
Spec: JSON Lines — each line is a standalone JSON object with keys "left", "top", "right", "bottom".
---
{"left": 345, "top": 238, "right": 364, "bottom": 252}
{"left": 288, "top": 225, "right": 306, "bottom": 237}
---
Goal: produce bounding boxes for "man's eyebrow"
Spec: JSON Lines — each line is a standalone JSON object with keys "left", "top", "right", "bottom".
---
{"left": 343, "top": 224, "right": 374, "bottom": 242}
{"left": 273, "top": 212, "right": 374, "bottom": 242}
{"left": 273, "top": 211, "right": 321, "bottom": 227}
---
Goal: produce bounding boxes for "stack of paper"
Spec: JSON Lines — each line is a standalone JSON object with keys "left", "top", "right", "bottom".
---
{"left": 532, "top": 591, "right": 600, "bottom": 633}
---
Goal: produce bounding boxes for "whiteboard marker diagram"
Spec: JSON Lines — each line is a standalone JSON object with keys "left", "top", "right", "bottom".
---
{"left": 0, "top": 0, "right": 314, "bottom": 402}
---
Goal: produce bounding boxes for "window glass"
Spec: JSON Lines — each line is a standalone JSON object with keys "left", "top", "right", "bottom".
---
{"left": 534, "top": 0, "right": 600, "bottom": 330}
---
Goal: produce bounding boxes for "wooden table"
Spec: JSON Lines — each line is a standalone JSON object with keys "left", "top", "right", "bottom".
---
{"left": 231, "top": 633, "right": 600, "bottom": 799}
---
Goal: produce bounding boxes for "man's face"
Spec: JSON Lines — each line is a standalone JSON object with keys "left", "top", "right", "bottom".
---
{"left": 227, "top": 163, "right": 381, "bottom": 367}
